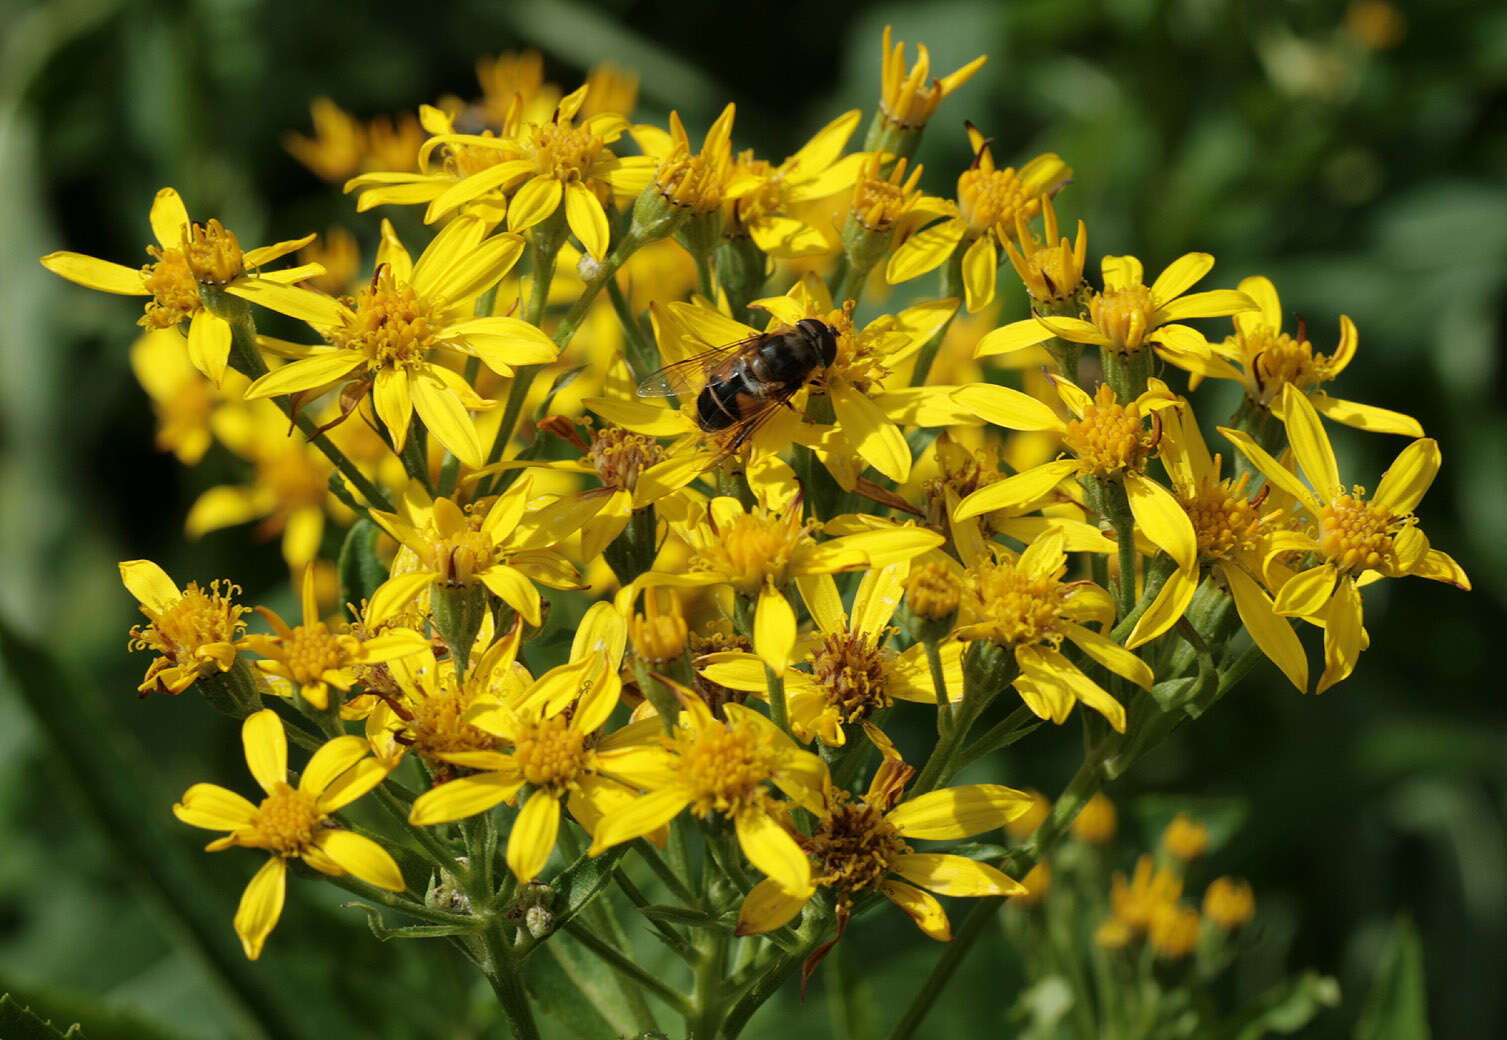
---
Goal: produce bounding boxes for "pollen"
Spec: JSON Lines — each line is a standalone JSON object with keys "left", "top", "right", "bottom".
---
{"left": 1061, "top": 384, "right": 1155, "bottom": 477}
{"left": 404, "top": 675, "right": 501, "bottom": 773}
{"left": 329, "top": 266, "right": 439, "bottom": 370}
{"left": 811, "top": 629, "right": 892, "bottom": 725}
{"left": 246, "top": 781, "right": 324, "bottom": 856}
{"left": 182, "top": 219, "right": 246, "bottom": 286}
{"left": 1088, "top": 282, "right": 1158, "bottom": 354}
{"left": 851, "top": 154, "right": 925, "bottom": 232}
{"left": 957, "top": 166, "right": 1045, "bottom": 243}
{"left": 423, "top": 525, "right": 497, "bottom": 587}
{"left": 965, "top": 557, "right": 1066, "bottom": 648}
{"left": 589, "top": 426, "right": 666, "bottom": 492}
{"left": 280, "top": 622, "right": 346, "bottom": 684}
{"left": 807, "top": 796, "right": 909, "bottom": 901}
{"left": 523, "top": 117, "right": 608, "bottom": 184}
{"left": 905, "top": 560, "right": 961, "bottom": 622}
{"left": 513, "top": 714, "right": 592, "bottom": 792}
{"left": 139, "top": 247, "right": 202, "bottom": 329}
{"left": 1318, "top": 489, "right": 1399, "bottom": 574}
{"left": 694, "top": 510, "right": 810, "bottom": 596}
{"left": 1183, "top": 469, "right": 1271, "bottom": 561}
{"left": 674, "top": 715, "right": 779, "bottom": 817}
{"left": 130, "top": 580, "right": 246, "bottom": 669}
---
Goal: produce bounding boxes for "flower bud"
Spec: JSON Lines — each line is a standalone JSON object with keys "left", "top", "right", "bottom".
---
{"left": 631, "top": 588, "right": 688, "bottom": 664}
{"left": 1203, "top": 876, "right": 1255, "bottom": 930}
{"left": 1161, "top": 813, "right": 1210, "bottom": 862}
{"left": 898, "top": 560, "right": 959, "bottom": 643}
{"left": 1070, "top": 792, "right": 1117, "bottom": 845}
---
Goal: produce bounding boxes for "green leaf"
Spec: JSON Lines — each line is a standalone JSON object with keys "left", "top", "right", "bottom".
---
{"left": 552, "top": 844, "right": 629, "bottom": 931}
{"left": 525, "top": 941, "right": 631, "bottom": 1038}
{"left": 1221, "top": 971, "right": 1340, "bottom": 1039}
{"left": 348, "top": 904, "right": 483, "bottom": 941}
{"left": 337, "top": 518, "right": 387, "bottom": 612}
{"left": 0, "top": 995, "right": 86, "bottom": 1040}
{"left": 639, "top": 904, "right": 734, "bottom": 930}
{"left": 1354, "top": 916, "right": 1430, "bottom": 1040}
{"left": 0, "top": 983, "right": 183, "bottom": 1040}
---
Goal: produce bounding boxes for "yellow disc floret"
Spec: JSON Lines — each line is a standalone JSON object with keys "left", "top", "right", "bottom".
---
{"left": 851, "top": 154, "right": 925, "bottom": 232}
{"left": 1183, "top": 469, "right": 1273, "bottom": 563}
{"left": 695, "top": 509, "right": 813, "bottom": 596}
{"left": 1203, "top": 876, "right": 1256, "bottom": 929}
{"left": 957, "top": 164, "right": 1046, "bottom": 245}
{"left": 139, "top": 247, "right": 202, "bottom": 329}
{"left": 245, "top": 782, "right": 324, "bottom": 857}
{"left": 1004, "top": 195, "right": 1087, "bottom": 309}
{"left": 329, "top": 266, "right": 440, "bottom": 371}
{"left": 182, "top": 219, "right": 246, "bottom": 286}
{"left": 905, "top": 561, "right": 961, "bottom": 623}
{"left": 524, "top": 118, "right": 609, "bottom": 185}
{"left": 807, "top": 795, "right": 909, "bottom": 901}
{"left": 674, "top": 713, "right": 779, "bottom": 817}
{"left": 1061, "top": 384, "right": 1157, "bottom": 477}
{"left": 965, "top": 557, "right": 1068, "bottom": 648}
{"left": 1088, "top": 282, "right": 1158, "bottom": 354}
{"left": 279, "top": 622, "right": 346, "bottom": 685}
{"left": 1318, "top": 489, "right": 1402, "bottom": 575}
{"left": 589, "top": 426, "right": 666, "bottom": 492}
{"left": 811, "top": 629, "right": 892, "bottom": 725}
{"left": 512, "top": 714, "right": 593, "bottom": 793}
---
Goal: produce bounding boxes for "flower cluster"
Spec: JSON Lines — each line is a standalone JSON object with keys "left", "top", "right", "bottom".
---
{"left": 49, "top": 26, "right": 1463, "bottom": 1039}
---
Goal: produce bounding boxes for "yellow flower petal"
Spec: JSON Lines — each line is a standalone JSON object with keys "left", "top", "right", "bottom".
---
{"left": 300, "top": 735, "right": 371, "bottom": 799}
{"left": 234, "top": 856, "right": 287, "bottom": 960}
{"left": 880, "top": 879, "right": 951, "bottom": 941}
{"left": 1218, "top": 425, "right": 1322, "bottom": 517}
{"left": 851, "top": 564, "right": 905, "bottom": 639}
{"left": 40, "top": 252, "right": 146, "bottom": 295}
{"left": 886, "top": 784, "right": 1035, "bottom": 840}
{"left": 314, "top": 829, "right": 405, "bottom": 891}
{"left": 961, "top": 234, "right": 996, "bottom": 314}
{"left": 1309, "top": 394, "right": 1423, "bottom": 438}
{"left": 427, "top": 232, "right": 526, "bottom": 308}
{"left": 794, "top": 574, "right": 845, "bottom": 635}
{"left": 1125, "top": 565, "right": 1198, "bottom": 649}
{"left": 1316, "top": 575, "right": 1364, "bottom": 694}
{"left": 952, "top": 383, "right": 1064, "bottom": 432}
{"left": 409, "top": 773, "right": 521, "bottom": 825}
{"left": 1019, "top": 645, "right": 1126, "bottom": 733}
{"left": 1280, "top": 385, "right": 1340, "bottom": 497}
{"left": 972, "top": 318, "right": 1056, "bottom": 359}
{"left": 1274, "top": 563, "right": 1338, "bottom": 618}
{"left": 1223, "top": 563, "right": 1308, "bottom": 692}
{"left": 508, "top": 175, "right": 564, "bottom": 233}
{"left": 829, "top": 382, "right": 911, "bottom": 482}
{"left": 588, "top": 787, "right": 691, "bottom": 855}
{"left": 736, "top": 877, "right": 809, "bottom": 936}
{"left": 1124, "top": 471, "right": 1198, "bottom": 572}
{"left": 366, "top": 572, "right": 433, "bottom": 628}
{"left": 173, "top": 782, "right": 258, "bottom": 831}
{"left": 1373, "top": 438, "right": 1440, "bottom": 515}
{"left": 244, "top": 351, "right": 365, "bottom": 399}
{"left": 1061, "top": 622, "right": 1154, "bottom": 689}
{"left": 316, "top": 757, "right": 392, "bottom": 814}
{"left": 1149, "top": 252, "right": 1213, "bottom": 306}
{"left": 1155, "top": 288, "right": 1255, "bottom": 323}
{"left": 886, "top": 219, "right": 964, "bottom": 283}
{"left": 411, "top": 373, "right": 483, "bottom": 468}
{"left": 734, "top": 808, "right": 811, "bottom": 896}
{"left": 480, "top": 565, "right": 542, "bottom": 627}
{"left": 508, "top": 790, "right": 562, "bottom": 882}
{"left": 755, "top": 585, "right": 797, "bottom": 675}
{"left": 563, "top": 181, "right": 610, "bottom": 261}
{"left": 225, "top": 280, "right": 348, "bottom": 328}
{"left": 184, "top": 310, "right": 231, "bottom": 385}
{"left": 242, "top": 709, "right": 288, "bottom": 796}
{"left": 119, "top": 559, "right": 181, "bottom": 612}
{"left": 892, "top": 853, "right": 1026, "bottom": 897}
{"left": 954, "top": 459, "right": 1078, "bottom": 519}
{"left": 372, "top": 367, "right": 413, "bottom": 451}
{"left": 149, "top": 187, "right": 190, "bottom": 249}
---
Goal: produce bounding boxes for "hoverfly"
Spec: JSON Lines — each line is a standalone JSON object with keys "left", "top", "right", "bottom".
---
{"left": 636, "top": 318, "right": 839, "bottom": 453}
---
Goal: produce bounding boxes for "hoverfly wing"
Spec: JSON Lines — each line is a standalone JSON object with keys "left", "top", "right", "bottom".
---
{"left": 635, "top": 342, "right": 740, "bottom": 398}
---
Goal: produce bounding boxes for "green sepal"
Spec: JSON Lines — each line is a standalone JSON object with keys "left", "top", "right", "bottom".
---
{"left": 431, "top": 583, "right": 487, "bottom": 673}
{"left": 194, "top": 655, "right": 264, "bottom": 719}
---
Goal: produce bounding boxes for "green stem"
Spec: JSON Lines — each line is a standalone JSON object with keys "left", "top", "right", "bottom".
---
{"left": 562, "top": 919, "right": 693, "bottom": 1015}
{"left": 954, "top": 705, "right": 1038, "bottom": 772}
{"left": 634, "top": 837, "right": 700, "bottom": 908}
{"left": 209, "top": 290, "right": 392, "bottom": 512}
{"left": 763, "top": 663, "right": 790, "bottom": 735}
{"left": 372, "top": 784, "right": 465, "bottom": 877}
{"left": 321, "top": 873, "right": 478, "bottom": 927}
{"left": 693, "top": 249, "right": 716, "bottom": 300}
{"left": 613, "top": 865, "right": 697, "bottom": 960}
{"left": 924, "top": 639, "right": 954, "bottom": 736}
{"left": 480, "top": 922, "right": 541, "bottom": 1040}
{"left": 909, "top": 246, "right": 965, "bottom": 386}
{"left": 720, "top": 911, "right": 827, "bottom": 1038}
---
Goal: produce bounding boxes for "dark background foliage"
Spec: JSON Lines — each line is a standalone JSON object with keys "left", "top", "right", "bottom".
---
{"left": 2, "top": 0, "right": 1504, "bottom": 1036}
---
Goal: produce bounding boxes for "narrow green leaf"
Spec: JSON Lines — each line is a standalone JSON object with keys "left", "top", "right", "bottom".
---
{"left": 1354, "top": 917, "right": 1429, "bottom": 1040}
{"left": 337, "top": 519, "right": 386, "bottom": 612}
{"left": 0, "top": 995, "right": 86, "bottom": 1040}
{"left": 348, "top": 904, "right": 483, "bottom": 941}
{"left": 1224, "top": 971, "right": 1340, "bottom": 1039}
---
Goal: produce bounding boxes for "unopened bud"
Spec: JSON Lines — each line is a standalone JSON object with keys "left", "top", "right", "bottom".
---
{"left": 1161, "top": 813, "right": 1210, "bottom": 862}
{"left": 1070, "top": 792, "right": 1117, "bottom": 845}
{"left": 631, "top": 588, "right": 688, "bottom": 664}
{"left": 1202, "top": 877, "right": 1255, "bottom": 930}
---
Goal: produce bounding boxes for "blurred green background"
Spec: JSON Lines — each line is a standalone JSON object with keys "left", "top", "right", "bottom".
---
{"left": 2, "top": 0, "right": 1504, "bottom": 1036}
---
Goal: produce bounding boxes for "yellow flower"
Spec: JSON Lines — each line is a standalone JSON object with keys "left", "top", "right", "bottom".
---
{"left": 1165, "top": 276, "right": 1423, "bottom": 437}
{"left": 875, "top": 25, "right": 987, "bottom": 132}
{"left": 1161, "top": 813, "right": 1210, "bottom": 861}
{"left": 998, "top": 193, "right": 1088, "bottom": 313}
{"left": 283, "top": 98, "right": 366, "bottom": 182}
{"left": 410, "top": 84, "right": 656, "bottom": 258}
{"left": 1070, "top": 792, "right": 1117, "bottom": 844}
{"left": 1004, "top": 788, "right": 1050, "bottom": 840}
{"left": 698, "top": 564, "right": 965, "bottom": 745}
{"left": 886, "top": 127, "right": 1070, "bottom": 313}
{"left": 755, "top": 277, "right": 969, "bottom": 486}
{"left": 1203, "top": 876, "right": 1255, "bottom": 929}
{"left": 241, "top": 566, "right": 429, "bottom": 711}
{"left": 956, "top": 529, "right": 1152, "bottom": 733}
{"left": 173, "top": 709, "right": 402, "bottom": 959}
{"left": 121, "top": 560, "right": 246, "bottom": 696}
{"left": 409, "top": 605, "right": 654, "bottom": 882}
{"left": 953, "top": 376, "right": 1197, "bottom": 580}
{"left": 1139, "top": 403, "right": 1307, "bottom": 686}
{"left": 847, "top": 153, "right": 951, "bottom": 235}
{"left": 365, "top": 478, "right": 590, "bottom": 630}
{"left": 40, "top": 188, "right": 317, "bottom": 383}
{"left": 987, "top": 252, "right": 1254, "bottom": 364}
{"left": 1223, "top": 384, "right": 1468, "bottom": 692}
{"left": 734, "top": 747, "right": 1030, "bottom": 942}
{"left": 627, "top": 496, "right": 942, "bottom": 673}
{"left": 240, "top": 217, "right": 549, "bottom": 468}
{"left": 722, "top": 110, "right": 869, "bottom": 258}
{"left": 129, "top": 328, "right": 237, "bottom": 466}
{"left": 588, "top": 682, "right": 830, "bottom": 899}
{"left": 1108, "top": 854, "right": 1183, "bottom": 934}
{"left": 1149, "top": 902, "right": 1201, "bottom": 958}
